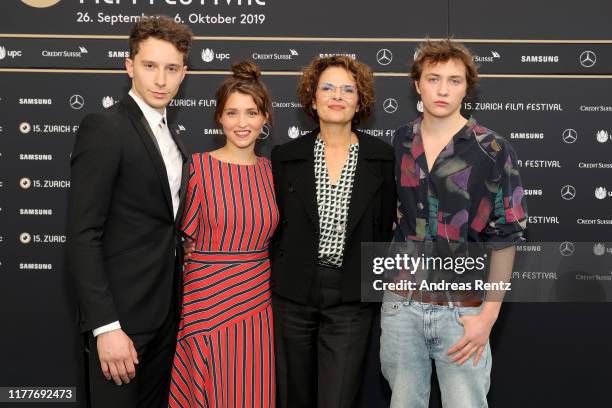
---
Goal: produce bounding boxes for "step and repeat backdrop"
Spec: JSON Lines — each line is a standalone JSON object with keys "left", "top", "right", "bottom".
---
{"left": 1, "top": 0, "right": 611, "bottom": 407}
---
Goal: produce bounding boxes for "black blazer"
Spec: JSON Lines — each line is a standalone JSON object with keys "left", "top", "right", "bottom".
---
{"left": 270, "top": 129, "right": 396, "bottom": 304}
{"left": 67, "top": 96, "right": 189, "bottom": 334}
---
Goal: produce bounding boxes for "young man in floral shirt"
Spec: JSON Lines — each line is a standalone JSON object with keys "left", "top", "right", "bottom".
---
{"left": 381, "top": 40, "right": 528, "bottom": 407}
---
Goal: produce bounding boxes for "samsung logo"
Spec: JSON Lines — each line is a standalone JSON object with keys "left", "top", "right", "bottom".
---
{"left": 19, "top": 98, "right": 52, "bottom": 105}
{"left": 510, "top": 132, "right": 543, "bottom": 140}
{"left": 319, "top": 53, "right": 356, "bottom": 59}
{"left": 203, "top": 128, "right": 223, "bottom": 135}
{"left": 19, "top": 263, "right": 53, "bottom": 270}
{"left": 521, "top": 55, "right": 559, "bottom": 63}
{"left": 108, "top": 51, "right": 130, "bottom": 58}
{"left": 19, "top": 154, "right": 53, "bottom": 161}
{"left": 20, "top": 209, "right": 53, "bottom": 215}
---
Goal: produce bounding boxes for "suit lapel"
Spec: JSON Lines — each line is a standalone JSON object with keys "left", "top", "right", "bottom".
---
{"left": 169, "top": 124, "right": 190, "bottom": 227}
{"left": 345, "top": 145, "right": 383, "bottom": 241}
{"left": 291, "top": 160, "right": 319, "bottom": 227}
{"left": 121, "top": 97, "right": 174, "bottom": 218}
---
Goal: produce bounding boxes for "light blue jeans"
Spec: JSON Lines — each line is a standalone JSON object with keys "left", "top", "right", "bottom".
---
{"left": 380, "top": 291, "right": 491, "bottom": 408}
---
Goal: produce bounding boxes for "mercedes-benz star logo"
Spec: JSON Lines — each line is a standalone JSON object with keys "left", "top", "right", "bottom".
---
{"left": 258, "top": 124, "right": 270, "bottom": 140}
{"left": 579, "top": 50, "right": 597, "bottom": 68}
{"left": 376, "top": 48, "right": 393, "bottom": 66}
{"left": 560, "top": 185, "right": 576, "bottom": 200}
{"left": 383, "top": 98, "right": 398, "bottom": 114}
{"left": 70, "top": 94, "right": 85, "bottom": 110}
{"left": 559, "top": 241, "right": 575, "bottom": 257}
{"left": 562, "top": 128, "right": 577, "bottom": 144}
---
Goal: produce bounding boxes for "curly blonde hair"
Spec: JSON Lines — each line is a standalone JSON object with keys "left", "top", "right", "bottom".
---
{"left": 297, "top": 55, "right": 375, "bottom": 125}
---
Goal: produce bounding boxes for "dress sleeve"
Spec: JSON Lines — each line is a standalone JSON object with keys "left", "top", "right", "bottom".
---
{"left": 181, "top": 157, "right": 201, "bottom": 241}
{"left": 481, "top": 141, "right": 528, "bottom": 249}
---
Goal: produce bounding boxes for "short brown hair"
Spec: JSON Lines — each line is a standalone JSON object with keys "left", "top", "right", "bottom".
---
{"left": 297, "top": 55, "right": 375, "bottom": 125}
{"left": 129, "top": 16, "right": 193, "bottom": 65}
{"left": 214, "top": 60, "right": 272, "bottom": 126}
{"left": 411, "top": 39, "right": 479, "bottom": 95}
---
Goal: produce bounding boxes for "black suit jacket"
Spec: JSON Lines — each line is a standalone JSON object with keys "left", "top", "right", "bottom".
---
{"left": 270, "top": 129, "right": 396, "bottom": 304}
{"left": 67, "top": 96, "right": 189, "bottom": 334}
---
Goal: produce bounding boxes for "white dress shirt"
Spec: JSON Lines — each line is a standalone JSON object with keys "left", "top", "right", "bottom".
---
{"left": 92, "top": 91, "right": 183, "bottom": 337}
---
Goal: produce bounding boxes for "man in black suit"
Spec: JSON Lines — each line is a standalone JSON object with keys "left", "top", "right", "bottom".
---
{"left": 66, "top": 16, "right": 192, "bottom": 408}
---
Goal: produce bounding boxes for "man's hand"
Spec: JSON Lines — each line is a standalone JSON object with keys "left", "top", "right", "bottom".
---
{"left": 96, "top": 329, "right": 139, "bottom": 385}
{"left": 447, "top": 310, "right": 497, "bottom": 366}
{"left": 183, "top": 238, "right": 195, "bottom": 260}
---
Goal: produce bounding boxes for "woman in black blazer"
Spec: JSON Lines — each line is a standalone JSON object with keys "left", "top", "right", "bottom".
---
{"left": 270, "top": 55, "right": 396, "bottom": 408}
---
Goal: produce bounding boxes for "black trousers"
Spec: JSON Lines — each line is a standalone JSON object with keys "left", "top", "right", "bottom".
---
{"left": 273, "top": 265, "right": 374, "bottom": 408}
{"left": 86, "top": 306, "right": 178, "bottom": 408}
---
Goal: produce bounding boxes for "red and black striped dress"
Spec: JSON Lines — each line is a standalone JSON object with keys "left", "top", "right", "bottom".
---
{"left": 169, "top": 152, "right": 278, "bottom": 408}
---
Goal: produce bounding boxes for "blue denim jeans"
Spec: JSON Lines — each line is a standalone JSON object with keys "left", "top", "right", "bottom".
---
{"left": 380, "top": 291, "right": 491, "bottom": 408}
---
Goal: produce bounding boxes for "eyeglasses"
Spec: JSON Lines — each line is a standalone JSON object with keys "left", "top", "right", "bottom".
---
{"left": 317, "top": 83, "right": 357, "bottom": 99}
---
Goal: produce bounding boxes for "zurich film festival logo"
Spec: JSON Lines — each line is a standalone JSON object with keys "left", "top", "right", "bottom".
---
{"left": 596, "top": 130, "right": 609, "bottom": 143}
{"left": 20, "top": 232, "right": 32, "bottom": 244}
{"left": 20, "top": 0, "right": 61, "bottom": 8}
{"left": 19, "top": 122, "right": 32, "bottom": 134}
{"left": 594, "top": 187, "right": 609, "bottom": 200}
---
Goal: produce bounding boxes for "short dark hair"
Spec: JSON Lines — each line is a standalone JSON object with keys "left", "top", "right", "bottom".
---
{"left": 129, "top": 16, "right": 193, "bottom": 65}
{"left": 214, "top": 60, "right": 273, "bottom": 126}
{"left": 297, "top": 55, "right": 375, "bottom": 125}
{"left": 411, "top": 39, "right": 479, "bottom": 95}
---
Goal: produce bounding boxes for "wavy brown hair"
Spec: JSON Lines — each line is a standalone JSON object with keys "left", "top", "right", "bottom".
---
{"left": 411, "top": 39, "right": 479, "bottom": 95}
{"left": 214, "top": 60, "right": 272, "bottom": 126}
{"left": 297, "top": 55, "right": 375, "bottom": 125}
{"left": 129, "top": 16, "right": 193, "bottom": 65}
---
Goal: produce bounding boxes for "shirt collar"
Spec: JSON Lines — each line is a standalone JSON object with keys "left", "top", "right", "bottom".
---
{"left": 128, "top": 90, "right": 167, "bottom": 130}
{"left": 411, "top": 115, "right": 476, "bottom": 142}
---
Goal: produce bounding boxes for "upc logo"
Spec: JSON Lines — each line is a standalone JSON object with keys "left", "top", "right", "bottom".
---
{"left": 288, "top": 126, "right": 300, "bottom": 139}
{"left": 596, "top": 130, "right": 609, "bottom": 143}
{"left": 595, "top": 187, "right": 608, "bottom": 200}
{"left": 201, "top": 48, "right": 214, "bottom": 63}
{"left": 593, "top": 243, "right": 606, "bottom": 256}
{"left": 101, "top": 96, "right": 115, "bottom": 108}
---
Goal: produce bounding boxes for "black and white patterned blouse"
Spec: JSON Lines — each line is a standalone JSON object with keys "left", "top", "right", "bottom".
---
{"left": 314, "top": 136, "right": 359, "bottom": 267}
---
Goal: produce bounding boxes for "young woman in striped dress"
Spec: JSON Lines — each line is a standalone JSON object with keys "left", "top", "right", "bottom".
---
{"left": 169, "top": 61, "right": 278, "bottom": 408}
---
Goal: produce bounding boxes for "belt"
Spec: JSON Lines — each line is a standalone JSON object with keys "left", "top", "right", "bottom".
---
{"left": 393, "top": 289, "right": 482, "bottom": 307}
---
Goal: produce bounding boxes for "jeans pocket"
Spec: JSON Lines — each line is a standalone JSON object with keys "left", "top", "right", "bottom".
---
{"left": 381, "top": 301, "right": 402, "bottom": 317}
{"left": 454, "top": 305, "right": 483, "bottom": 326}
